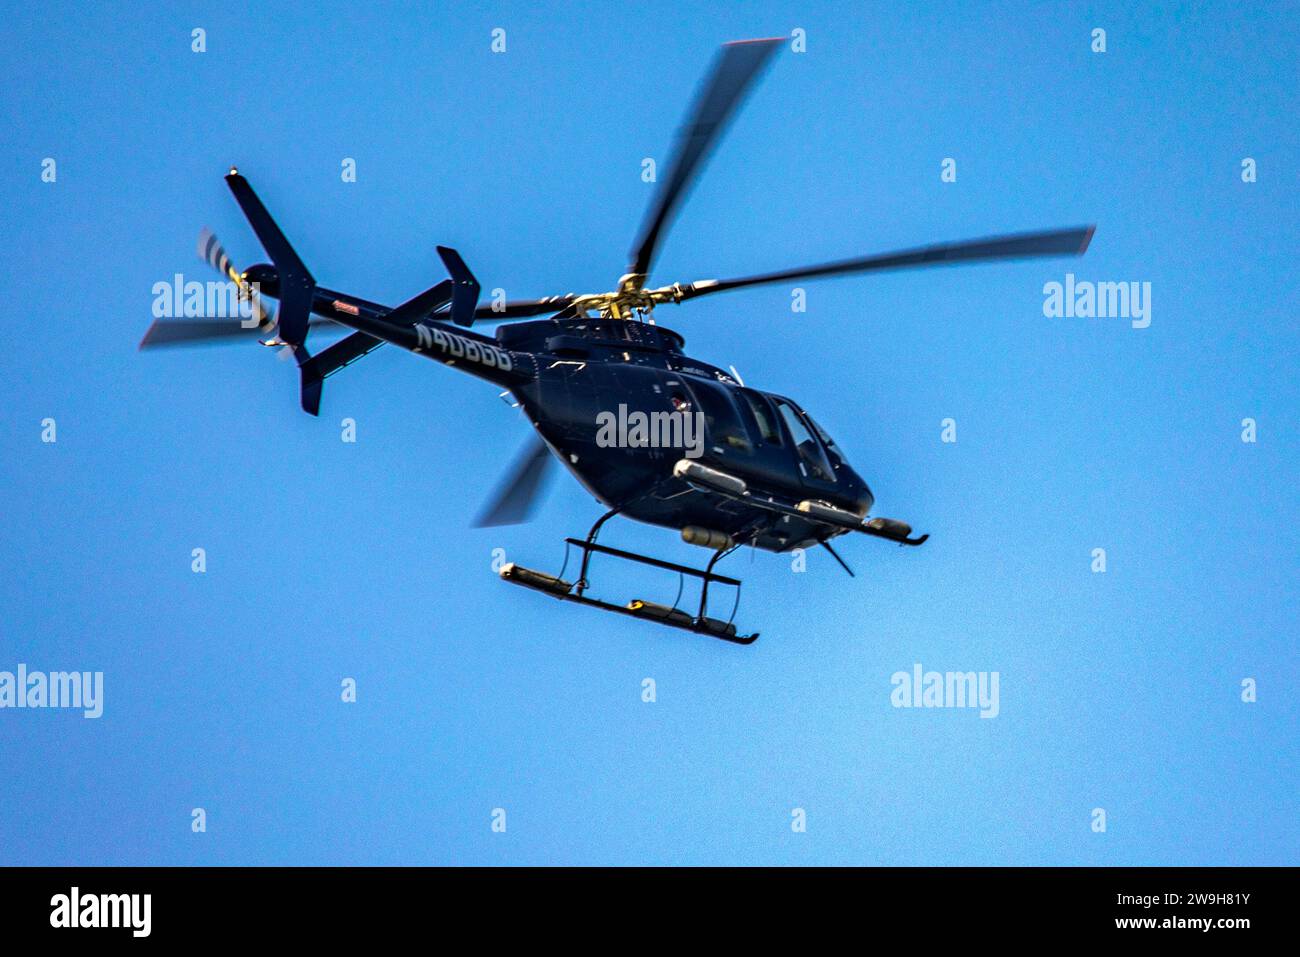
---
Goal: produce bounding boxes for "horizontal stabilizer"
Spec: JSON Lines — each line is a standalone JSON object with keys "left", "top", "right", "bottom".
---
{"left": 385, "top": 280, "right": 453, "bottom": 326}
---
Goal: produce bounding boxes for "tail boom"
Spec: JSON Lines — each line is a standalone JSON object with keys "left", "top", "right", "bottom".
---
{"left": 219, "top": 169, "right": 527, "bottom": 413}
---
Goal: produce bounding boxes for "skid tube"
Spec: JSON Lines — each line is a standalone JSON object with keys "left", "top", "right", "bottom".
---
{"left": 499, "top": 508, "right": 759, "bottom": 644}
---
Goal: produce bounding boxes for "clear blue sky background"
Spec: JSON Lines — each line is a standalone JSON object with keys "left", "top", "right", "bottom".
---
{"left": 1, "top": 1, "right": 1296, "bottom": 865}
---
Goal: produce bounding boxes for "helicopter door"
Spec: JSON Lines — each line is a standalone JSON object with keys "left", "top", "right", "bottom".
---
{"left": 770, "top": 397, "right": 837, "bottom": 490}
{"left": 608, "top": 364, "right": 696, "bottom": 467}
{"left": 731, "top": 387, "right": 797, "bottom": 487}
{"left": 678, "top": 377, "right": 752, "bottom": 461}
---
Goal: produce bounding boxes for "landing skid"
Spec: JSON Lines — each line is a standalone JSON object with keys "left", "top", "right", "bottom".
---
{"left": 498, "top": 509, "right": 758, "bottom": 644}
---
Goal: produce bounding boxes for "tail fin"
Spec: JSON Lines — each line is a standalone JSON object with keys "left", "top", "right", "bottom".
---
{"left": 224, "top": 171, "right": 315, "bottom": 347}
{"left": 436, "top": 246, "right": 481, "bottom": 327}
{"left": 222, "top": 169, "right": 478, "bottom": 416}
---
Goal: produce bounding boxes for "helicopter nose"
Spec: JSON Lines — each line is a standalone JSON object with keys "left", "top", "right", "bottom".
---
{"left": 851, "top": 477, "right": 875, "bottom": 516}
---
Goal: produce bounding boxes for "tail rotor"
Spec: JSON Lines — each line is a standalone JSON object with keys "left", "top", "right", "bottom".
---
{"left": 196, "top": 227, "right": 277, "bottom": 335}
{"left": 138, "top": 227, "right": 280, "bottom": 348}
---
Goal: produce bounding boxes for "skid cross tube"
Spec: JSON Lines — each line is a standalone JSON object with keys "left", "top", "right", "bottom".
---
{"left": 565, "top": 539, "right": 743, "bottom": 587}
{"left": 559, "top": 537, "right": 752, "bottom": 641}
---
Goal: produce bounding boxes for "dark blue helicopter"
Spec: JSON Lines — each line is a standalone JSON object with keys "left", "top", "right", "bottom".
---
{"left": 142, "top": 38, "right": 1093, "bottom": 643}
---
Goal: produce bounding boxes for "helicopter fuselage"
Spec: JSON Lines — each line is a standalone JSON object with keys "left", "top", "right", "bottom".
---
{"left": 256, "top": 281, "right": 878, "bottom": 553}
{"left": 495, "top": 316, "right": 875, "bottom": 553}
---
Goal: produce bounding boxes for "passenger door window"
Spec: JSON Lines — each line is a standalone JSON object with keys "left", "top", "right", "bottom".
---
{"left": 738, "top": 389, "right": 782, "bottom": 446}
{"left": 684, "top": 379, "right": 751, "bottom": 454}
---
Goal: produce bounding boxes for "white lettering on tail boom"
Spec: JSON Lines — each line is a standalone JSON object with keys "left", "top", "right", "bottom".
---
{"left": 413, "top": 324, "right": 513, "bottom": 372}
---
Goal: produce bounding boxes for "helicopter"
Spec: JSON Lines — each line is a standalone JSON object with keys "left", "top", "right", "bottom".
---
{"left": 141, "top": 37, "right": 1094, "bottom": 644}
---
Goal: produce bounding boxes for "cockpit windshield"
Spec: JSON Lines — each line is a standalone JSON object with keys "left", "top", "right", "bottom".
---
{"left": 805, "top": 414, "right": 844, "bottom": 462}
{"left": 771, "top": 397, "right": 835, "bottom": 482}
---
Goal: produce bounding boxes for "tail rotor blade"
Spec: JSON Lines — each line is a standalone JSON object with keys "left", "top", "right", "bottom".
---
{"left": 197, "top": 227, "right": 239, "bottom": 282}
{"left": 194, "top": 226, "right": 277, "bottom": 333}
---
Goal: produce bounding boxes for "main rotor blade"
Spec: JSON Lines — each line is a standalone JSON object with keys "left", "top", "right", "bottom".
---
{"left": 471, "top": 296, "right": 579, "bottom": 320}
{"left": 473, "top": 436, "right": 555, "bottom": 527}
{"left": 139, "top": 316, "right": 342, "bottom": 349}
{"left": 628, "top": 38, "right": 783, "bottom": 284}
{"left": 139, "top": 318, "right": 266, "bottom": 348}
{"left": 674, "top": 225, "right": 1096, "bottom": 302}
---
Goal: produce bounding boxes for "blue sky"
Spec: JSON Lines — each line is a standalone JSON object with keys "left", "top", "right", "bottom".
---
{"left": 1, "top": 1, "right": 1296, "bottom": 865}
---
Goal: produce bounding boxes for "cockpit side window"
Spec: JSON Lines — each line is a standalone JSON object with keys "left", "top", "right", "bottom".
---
{"left": 772, "top": 397, "right": 835, "bottom": 482}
